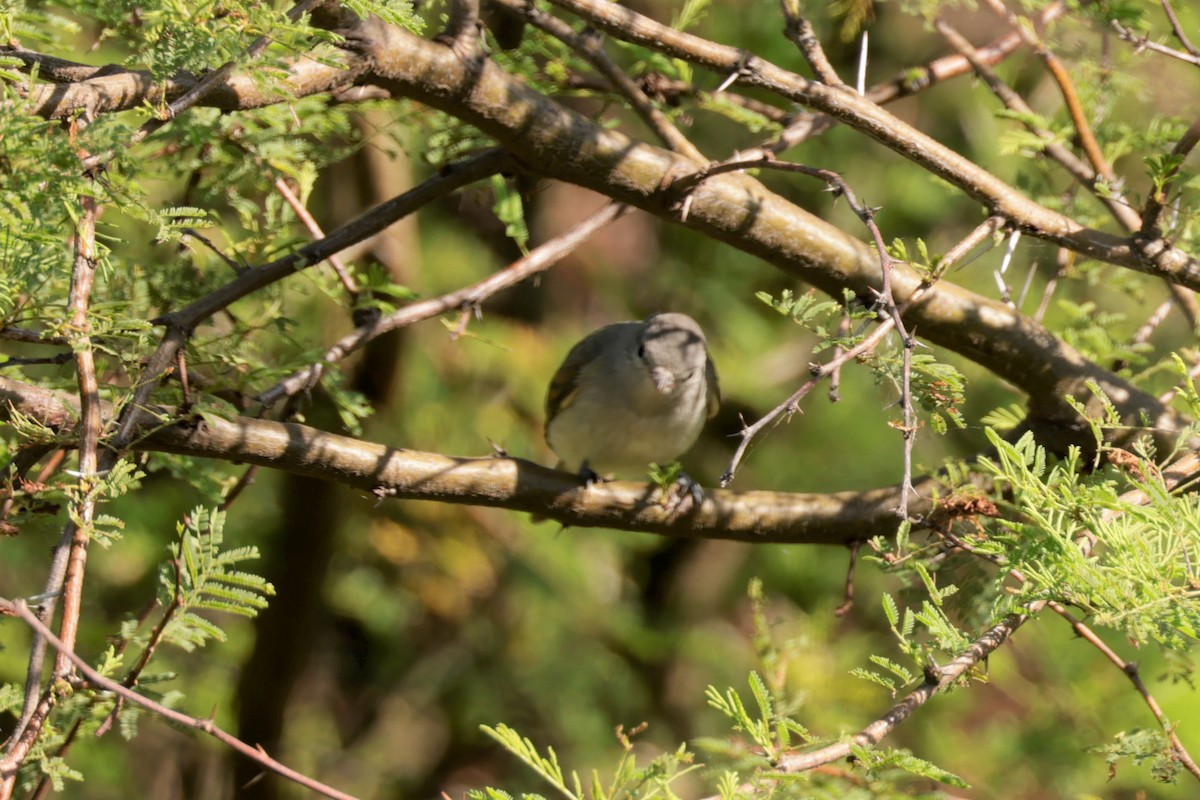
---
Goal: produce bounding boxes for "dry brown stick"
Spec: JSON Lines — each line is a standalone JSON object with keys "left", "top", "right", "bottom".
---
{"left": 979, "top": 0, "right": 1116, "bottom": 186}
{"left": 0, "top": 598, "right": 362, "bottom": 800}
{"left": 257, "top": 201, "right": 628, "bottom": 406}
{"left": 934, "top": 18, "right": 1141, "bottom": 232}
{"left": 274, "top": 177, "right": 360, "bottom": 299}
{"left": 1047, "top": 601, "right": 1200, "bottom": 782}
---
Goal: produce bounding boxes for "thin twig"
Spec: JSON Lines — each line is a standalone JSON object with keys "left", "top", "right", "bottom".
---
{"left": 935, "top": 18, "right": 1141, "bottom": 233}
{"left": 980, "top": 0, "right": 1118, "bottom": 188}
{"left": 1111, "top": 20, "right": 1200, "bottom": 68}
{"left": 692, "top": 157, "right": 918, "bottom": 509}
{"left": 501, "top": 0, "right": 705, "bottom": 161}
{"left": 779, "top": 0, "right": 844, "bottom": 86}
{"left": 275, "top": 177, "right": 360, "bottom": 299}
{"left": 0, "top": 598, "right": 362, "bottom": 800}
{"left": 1047, "top": 601, "right": 1200, "bottom": 782}
{"left": 834, "top": 540, "right": 861, "bottom": 617}
{"left": 0, "top": 327, "right": 69, "bottom": 346}
{"left": 109, "top": 148, "right": 511, "bottom": 457}
{"left": 2, "top": 189, "right": 102, "bottom": 799}
{"left": 257, "top": 202, "right": 628, "bottom": 406}
{"left": 1160, "top": 0, "right": 1200, "bottom": 56}
{"left": 775, "top": 607, "right": 1038, "bottom": 772}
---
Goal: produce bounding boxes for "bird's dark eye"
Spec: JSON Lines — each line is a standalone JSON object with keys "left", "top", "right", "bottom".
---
{"left": 637, "top": 344, "right": 646, "bottom": 359}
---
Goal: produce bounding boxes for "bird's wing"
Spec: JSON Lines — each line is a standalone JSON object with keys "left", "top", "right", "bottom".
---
{"left": 544, "top": 323, "right": 630, "bottom": 434}
{"left": 704, "top": 356, "right": 721, "bottom": 419}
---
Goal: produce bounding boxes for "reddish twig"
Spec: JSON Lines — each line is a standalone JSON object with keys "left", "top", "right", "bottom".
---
{"left": 981, "top": 0, "right": 1118, "bottom": 187}
{"left": 275, "top": 177, "right": 360, "bottom": 299}
{"left": 0, "top": 598, "right": 362, "bottom": 800}
{"left": 1047, "top": 601, "right": 1200, "bottom": 782}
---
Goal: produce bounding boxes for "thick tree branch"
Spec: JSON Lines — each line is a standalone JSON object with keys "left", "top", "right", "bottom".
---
{"left": 0, "top": 375, "right": 921, "bottom": 545}
{"left": 11, "top": 54, "right": 362, "bottom": 120}
{"left": 329, "top": 12, "right": 1181, "bottom": 451}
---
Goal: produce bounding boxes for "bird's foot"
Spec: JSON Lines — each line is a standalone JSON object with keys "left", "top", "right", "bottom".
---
{"left": 662, "top": 471, "right": 704, "bottom": 516}
{"left": 578, "top": 462, "right": 602, "bottom": 487}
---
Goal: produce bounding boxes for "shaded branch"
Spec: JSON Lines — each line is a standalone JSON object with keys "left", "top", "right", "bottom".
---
{"left": 13, "top": 54, "right": 362, "bottom": 120}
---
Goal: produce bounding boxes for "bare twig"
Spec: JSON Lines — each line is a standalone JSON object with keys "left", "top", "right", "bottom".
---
{"left": 1160, "top": 0, "right": 1200, "bottom": 57}
{"left": 275, "top": 177, "right": 360, "bottom": 299}
{"left": 258, "top": 202, "right": 628, "bottom": 406}
{"left": 0, "top": 327, "right": 69, "bottom": 346}
{"left": 833, "top": 540, "right": 861, "bottom": 617}
{"left": 1047, "top": 601, "right": 1200, "bottom": 782}
{"left": 696, "top": 157, "right": 918, "bottom": 508}
{"left": 935, "top": 18, "right": 1141, "bottom": 232}
{"left": 779, "top": 0, "right": 844, "bottom": 86}
{"left": 1111, "top": 20, "right": 1200, "bottom": 68}
{"left": 979, "top": 0, "right": 1118, "bottom": 188}
{"left": 109, "top": 148, "right": 511, "bottom": 459}
{"left": 0, "top": 598, "right": 362, "bottom": 800}
{"left": 497, "top": 0, "right": 705, "bottom": 161}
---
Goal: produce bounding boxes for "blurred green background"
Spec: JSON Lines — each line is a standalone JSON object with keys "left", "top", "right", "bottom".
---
{"left": 3, "top": 0, "right": 1200, "bottom": 798}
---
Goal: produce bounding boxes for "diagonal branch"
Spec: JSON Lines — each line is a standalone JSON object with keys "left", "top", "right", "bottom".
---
{"left": 774, "top": 608, "right": 1036, "bottom": 773}
{"left": 0, "top": 598, "right": 361, "bottom": 800}
{"left": 538, "top": 0, "right": 1199, "bottom": 285}
{"left": 257, "top": 201, "right": 629, "bottom": 407}
{"left": 332, "top": 12, "right": 1183, "bottom": 452}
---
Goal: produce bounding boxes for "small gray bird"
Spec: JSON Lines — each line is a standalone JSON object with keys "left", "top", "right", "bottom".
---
{"left": 544, "top": 312, "right": 719, "bottom": 482}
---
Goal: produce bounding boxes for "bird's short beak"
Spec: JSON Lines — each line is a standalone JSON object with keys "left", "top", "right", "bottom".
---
{"left": 651, "top": 367, "right": 675, "bottom": 393}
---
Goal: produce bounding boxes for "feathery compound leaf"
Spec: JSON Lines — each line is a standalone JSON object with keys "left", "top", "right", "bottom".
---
{"left": 481, "top": 724, "right": 580, "bottom": 800}
{"left": 158, "top": 507, "right": 274, "bottom": 652}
